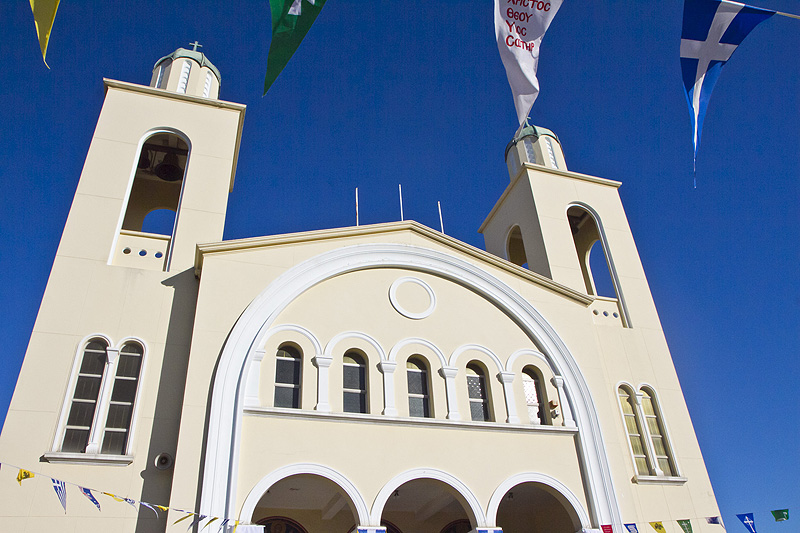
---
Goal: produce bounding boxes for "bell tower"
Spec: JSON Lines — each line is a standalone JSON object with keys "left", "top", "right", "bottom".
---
{"left": 480, "top": 124, "right": 662, "bottom": 328}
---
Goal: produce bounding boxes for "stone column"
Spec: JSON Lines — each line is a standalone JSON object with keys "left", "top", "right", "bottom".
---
{"left": 440, "top": 366, "right": 461, "bottom": 420}
{"left": 243, "top": 349, "right": 266, "bottom": 408}
{"left": 551, "top": 376, "right": 576, "bottom": 427}
{"left": 312, "top": 355, "right": 333, "bottom": 413}
{"left": 498, "top": 371, "right": 520, "bottom": 424}
{"left": 379, "top": 361, "right": 398, "bottom": 416}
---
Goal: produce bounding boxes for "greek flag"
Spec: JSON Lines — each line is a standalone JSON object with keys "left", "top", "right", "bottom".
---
{"left": 680, "top": 0, "right": 774, "bottom": 168}
{"left": 51, "top": 478, "right": 67, "bottom": 513}
{"left": 80, "top": 487, "right": 101, "bottom": 511}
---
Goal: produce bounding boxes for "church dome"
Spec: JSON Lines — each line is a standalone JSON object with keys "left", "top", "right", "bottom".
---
{"left": 150, "top": 44, "right": 221, "bottom": 99}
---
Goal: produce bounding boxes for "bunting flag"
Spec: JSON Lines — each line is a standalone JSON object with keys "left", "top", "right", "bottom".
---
{"left": 678, "top": 519, "right": 693, "bottom": 533}
{"left": 155, "top": 504, "right": 169, "bottom": 512}
{"left": 650, "top": 522, "right": 666, "bottom": 532}
{"left": 51, "top": 478, "right": 67, "bottom": 513}
{"left": 28, "top": 0, "right": 61, "bottom": 67}
{"left": 494, "top": 0, "right": 563, "bottom": 124}
{"left": 736, "top": 513, "right": 757, "bottom": 533}
{"left": 16, "top": 469, "right": 34, "bottom": 485}
{"left": 139, "top": 501, "right": 160, "bottom": 517}
{"left": 706, "top": 517, "right": 723, "bottom": 526}
{"left": 602, "top": 525, "right": 614, "bottom": 533}
{"left": 771, "top": 509, "right": 789, "bottom": 522}
{"left": 173, "top": 511, "right": 195, "bottom": 525}
{"left": 264, "top": 0, "right": 328, "bottom": 94}
{"left": 187, "top": 514, "right": 208, "bottom": 530}
{"left": 625, "top": 524, "right": 640, "bottom": 533}
{"left": 79, "top": 487, "right": 101, "bottom": 512}
{"left": 680, "top": 0, "right": 775, "bottom": 169}
{"left": 201, "top": 516, "right": 219, "bottom": 530}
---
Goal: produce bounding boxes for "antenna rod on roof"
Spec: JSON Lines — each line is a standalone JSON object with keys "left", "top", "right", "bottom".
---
{"left": 438, "top": 201, "right": 445, "bottom": 234}
{"left": 399, "top": 184, "right": 404, "bottom": 222}
{"left": 355, "top": 187, "right": 359, "bottom": 226}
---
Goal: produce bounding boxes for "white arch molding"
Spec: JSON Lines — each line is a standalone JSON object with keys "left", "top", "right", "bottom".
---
{"left": 370, "top": 468, "right": 486, "bottom": 527}
{"left": 486, "top": 472, "right": 591, "bottom": 529}
{"left": 240, "top": 463, "right": 370, "bottom": 526}
{"left": 198, "top": 243, "right": 622, "bottom": 528}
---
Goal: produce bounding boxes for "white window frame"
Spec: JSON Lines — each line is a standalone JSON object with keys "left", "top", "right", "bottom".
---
{"left": 46, "top": 335, "right": 147, "bottom": 464}
{"left": 406, "top": 357, "right": 431, "bottom": 418}
{"left": 616, "top": 382, "right": 685, "bottom": 484}
{"left": 273, "top": 345, "right": 302, "bottom": 409}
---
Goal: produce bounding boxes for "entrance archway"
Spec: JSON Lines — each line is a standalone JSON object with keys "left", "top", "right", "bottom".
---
{"left": 379, "top": 478, "right": 475, "bottom": 533}
{"left": 249, "top": 473, "right": 360, "bottom": 533}
{"left": 494, "top": 481, "right": 584, "bottom": 533}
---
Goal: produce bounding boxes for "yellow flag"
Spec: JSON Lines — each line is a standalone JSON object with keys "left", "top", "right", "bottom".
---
{"left": 173, "top": 512, "right": 195, "bottom": 525}
{"left": 155, "top": 505, "right": 169, "bottom": 512}
{"left": 650, "top": 522, "right": 666, "bottom": 532}
{"left": 16, "top": 469, "right": 34, "bottom": 485}
{"left": 233, "top": 520, "right": 240, "bottom": 533}
{"left": 29, "top": 0, "right": 61, "bottom": 67}
{"left": 201, "top": 517, "right": 219, "bottom": 530}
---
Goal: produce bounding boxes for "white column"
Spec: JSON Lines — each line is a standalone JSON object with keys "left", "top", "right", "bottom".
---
{"left": 244, "top": 349, "right": 266, "bottom": 408}
{"left": 378, "top": 361, "right": 398, "bottom": 416}
{"left": 312, "top": 355, "right": 333, "bottom": 413}
{"left": 633, "top": 391, "right": 664, "bottom": 476}
{"left": 86, "top": 347, "right": 119, "bottom": 454}
{"left": 498, "top": 371, "right": 520, "bottom": 424}
{"left": 440, "top": 366, "right": 461, "bottom": 420}
{"left": 551, "top": 376, "right": 576, "bottom": 428}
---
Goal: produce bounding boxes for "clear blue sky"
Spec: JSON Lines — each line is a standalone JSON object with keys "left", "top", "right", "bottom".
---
{"left": 1, "top": 1, "right": 797, "bottom": 530}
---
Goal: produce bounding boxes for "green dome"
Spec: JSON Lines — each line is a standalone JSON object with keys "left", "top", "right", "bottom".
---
{"left": 154, "top": 48, "right": 221, "bottom": 83}
{"left": 505, "top": 122, "right": 560, "bottom": 160}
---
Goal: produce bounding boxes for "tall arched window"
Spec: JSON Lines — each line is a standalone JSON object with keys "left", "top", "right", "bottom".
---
{"left": 507, "top": 225, "right": 528, "bottom": 268}
{"left": 640, "top": 387, "right": 676, "bottom": 476}
{"left": 466, "top": 362, "right": 491, "bottom": 422}
{"left": 343, "top": 351, "right": 367, "bottom": 414}
{"left": 618, "top": 386, "right": 649, "bottom": 476}
{"left": 60, "top": 338, "right": 143, "bottom": 456}
{"left": 62, "top": 339, "right": 109, "bottom": 453}
{"left": 274, "top": 345, "right": 302, "bottom": 409}
{"left": 406, "top": 357, "right": 431, "bottom": 418}
{"left": 101, "top": 342, "right": 143, "bottom": 455}
{"left": 567, "top": 206, "right": 615, "bottom": 298}
{"left": 522, "top": 367, "right": 547, "bottom": 425}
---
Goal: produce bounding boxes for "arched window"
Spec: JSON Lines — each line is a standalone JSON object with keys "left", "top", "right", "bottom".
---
{"left": 343, "top": 351, "right": 367, "bottom": 414}
{"left": 60, "top": 338, "right": 143, "bottom": 456}
{"left": 123, "top": 133, "right": 188, "bottom": 234}
{"left": 567, "top": 206, "right": 616, "bottom": 298}
{"left": 466, "top": 362, "right": 491, "bottom": 422}
{"left": 406, "top": 357, "right": 431, "bottom": 418}
{"left": 101, "top": 342, "right": 143, "bottom": 455}
{"left": 274, "top": 345, "right": 302, "bottom": 409}
{"left": 618, "top": 386, "right": 649, "bottom": 476}
{"left": 522, "top": 367, "right": 547, "bottom": 425}
{"left": 62, "top": 339, "right": 109, "bottom": 453}
{"left": 507, "top": 225, "right": 528, "bottom": 268}
{"left": 640, "top": 387, "right": 676, "bottom": 476}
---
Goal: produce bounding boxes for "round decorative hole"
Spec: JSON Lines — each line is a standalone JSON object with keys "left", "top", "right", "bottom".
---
{"left": 389, "top": 277, "right": 436, "bottom": 320}
{"left": 155, "top": 251, "right": 163, "bottom": 259}
{"left": 603, "top": 311, "right": 609, "bottom": 317}
{"left": 613, "top": 312, "right": 619, "bottom": 318}
{"left": 122, "top": 247, "right": 131, "bottom": 255}
{"left": 592, "top": 309, "right": 599, "bottom": 315}
{"left": 139, "top": 249, "right": 147, "bottom": 257}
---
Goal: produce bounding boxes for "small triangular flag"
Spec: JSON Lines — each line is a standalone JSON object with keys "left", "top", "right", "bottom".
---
{"left": 80, "top": 487, "right": 101, "bottom": 511}
{"left": 625, "top": 525, "right": 640, "bottom": 533}
{"left": 16, "top": 469, "right": 34, "bottom": 485}
{"left": 51, "top": 478, "right": 67, "bottom": 513}
{"left": 678, "top": 519, "right": 693, "bottom": 533}
{"left": 650, "top": 522, "right": 666, "bottom": 533}
{"left": 736, "top": 513, "right": 757, "bottom": 533}
{"left": 771, "top": 510, "right": 789, "bottom": 522}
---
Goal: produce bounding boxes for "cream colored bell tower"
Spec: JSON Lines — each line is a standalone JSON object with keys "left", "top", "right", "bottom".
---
{"left": 480, "top": 124, "right": 662, "bottom": 329}
{"left": 0, "top": 46, "right": 245, "bottom": 532}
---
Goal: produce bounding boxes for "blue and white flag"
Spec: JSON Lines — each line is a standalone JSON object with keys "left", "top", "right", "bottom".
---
{"left": 625, "top": 524, "right": 640, "bottom": 533}
{"left": 680, "top": 0, "right": 774, "bottom": 167}
{"left": 51, "top": 478, "right": 67, "bottom": 513}
{"left": 79, "top": 487, "right": 101, "bottom": 511}
{"left": 139, "top": 500, "right": 160, "bottom": 517}
{"left": 706, "top": 517, "right": 723, "bottom": 526}
{"left": 737, "top": 513, "right": 757, "bottom": 533}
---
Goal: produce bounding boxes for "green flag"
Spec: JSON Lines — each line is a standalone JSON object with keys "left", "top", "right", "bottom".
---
{"left": 771, "top": 509, "right": 789, "bottom": 522}
{"left": 677, "top": 520, "right": 693, "bottom": 533}
{"left": 265, "top": 0, "right": 327, "bottom": 94}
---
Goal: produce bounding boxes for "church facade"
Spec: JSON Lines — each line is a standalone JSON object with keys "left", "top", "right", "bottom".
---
{"left": 0, "top": 48, "right": 721, "bottom": 533}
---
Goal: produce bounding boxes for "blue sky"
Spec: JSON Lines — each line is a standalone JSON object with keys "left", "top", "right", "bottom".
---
{"left": 1, "top": 0, "right": 797, "bottom": 530}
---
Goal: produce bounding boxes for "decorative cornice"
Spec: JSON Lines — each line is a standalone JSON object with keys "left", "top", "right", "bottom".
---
{"left": 194, "top": 221, "right": 593, "bottom": 305}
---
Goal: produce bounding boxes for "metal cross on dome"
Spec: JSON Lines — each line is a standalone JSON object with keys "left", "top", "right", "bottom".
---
{"left": 189, "top": 41, "right": 203, "bottom": 51}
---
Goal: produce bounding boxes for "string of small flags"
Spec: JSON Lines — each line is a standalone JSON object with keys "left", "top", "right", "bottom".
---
{"left": 602, "top": 508, "right": 790, "bottom": 533}
{"left": 2, "top": 461, "right": 791, "bottom": 533}
{"left": 1, "top": 461, "right": 242, "bottom": 532}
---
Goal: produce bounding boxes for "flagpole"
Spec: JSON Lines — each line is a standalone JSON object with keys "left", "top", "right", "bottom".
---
{"left": 399, "top": 184, "right": 404, "bottom": 222}
{"left": 355, "top": 187, "right": 359, "bottom": 226}
{"left": 438, "top": 201, "right": 445, "bottom": 234}
{"left": 776, "top": 10, "right": 800, "bottom": 20}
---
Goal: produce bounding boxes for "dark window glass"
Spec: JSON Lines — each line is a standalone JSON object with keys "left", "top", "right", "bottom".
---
{"left": 61, "top": 429, "right": 90, "bottom": 453}
{"left": 67, "top": 402, "right": 96, "bottom": 427}
{"left": 276, "top": 358, "right": 301, "bottom": 385}
{"left": 100, "top": 432, "right": 127, "bottom": 455}
{"left": 409, "top": 396, "right": 429, "bottom": 418}
{"left": 73, "top": 375, "right": 102, "bottom": 400}
{"left": 274, "top": 386, "right": 300, "bottom": 409}
{"left": 343, "top": 391, "right": 367, "bottom": 413}
{"left": 343, "top": 364, "right": 365, "bottom": 390}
